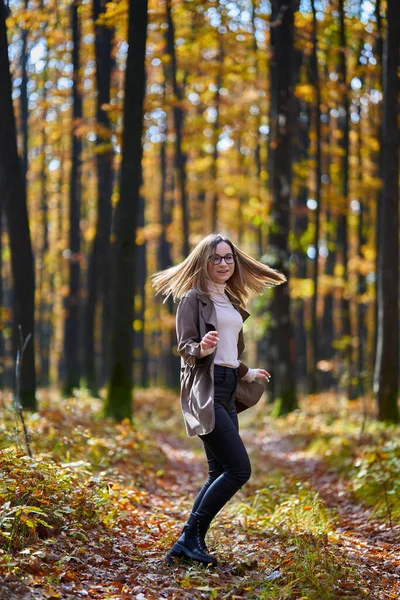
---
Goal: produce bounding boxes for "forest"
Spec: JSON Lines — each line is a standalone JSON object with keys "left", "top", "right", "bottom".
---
{"left": 0, "top": 0, "right": 399, "bottom": 598}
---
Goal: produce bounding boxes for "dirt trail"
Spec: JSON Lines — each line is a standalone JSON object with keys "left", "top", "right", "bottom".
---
{"left": 249, "top": 430, "right": 400, "bottom": 600}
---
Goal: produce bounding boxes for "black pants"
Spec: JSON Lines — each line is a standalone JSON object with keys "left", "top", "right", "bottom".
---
{"left": 191, "top": 365, "right": 251, "bottom": 523}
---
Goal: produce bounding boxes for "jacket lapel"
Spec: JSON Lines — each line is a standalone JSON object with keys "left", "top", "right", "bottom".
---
{"left": 198, "top": 292, "right": 217, "bottom": 329}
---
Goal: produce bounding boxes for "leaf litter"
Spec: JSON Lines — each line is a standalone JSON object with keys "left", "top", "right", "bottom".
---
{"left": 0, "top": 389, "right": 399, "bottom": 599}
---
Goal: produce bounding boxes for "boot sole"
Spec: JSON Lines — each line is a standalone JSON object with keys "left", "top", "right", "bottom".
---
{"left": 166, "top": 542, "right": 217, "bottom": 567}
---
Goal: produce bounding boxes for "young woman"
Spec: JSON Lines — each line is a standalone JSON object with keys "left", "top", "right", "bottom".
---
{"left": 151, "top": 233, "right": 286, "bottom": 566}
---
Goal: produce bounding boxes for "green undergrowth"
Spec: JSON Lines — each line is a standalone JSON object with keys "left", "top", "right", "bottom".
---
{"left": 0, "top": 389, "right": 169, "bottom": 557}
{"left": 223, "top": 470, "right": 366, "bottom": 599}
{"left": 307, "top": 430, "right": 400, "bottom": 523}
{"left": 0, "top": 449, "right": 114, "bottom": 553}
{"left": 261, "top": 398, "right": 400, "bottom": 525}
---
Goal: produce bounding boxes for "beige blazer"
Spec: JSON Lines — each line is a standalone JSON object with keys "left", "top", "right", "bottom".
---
{"left": 176, "top": 288, "right": 264, "bottom": 437}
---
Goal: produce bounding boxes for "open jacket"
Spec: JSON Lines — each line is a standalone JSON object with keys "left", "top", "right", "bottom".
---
{"left": 176, "top": 288, "right": 264, "bottom": 437}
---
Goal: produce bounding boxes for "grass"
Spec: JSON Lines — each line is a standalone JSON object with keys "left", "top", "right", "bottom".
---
{"left": 220, "top": 468, "right": 365, "bottom": 600}
{"left": 254, "top": 393, "right": 400, "bottom": 525}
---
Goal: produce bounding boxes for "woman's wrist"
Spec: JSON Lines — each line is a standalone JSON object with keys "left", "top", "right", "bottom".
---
{"left": 241, "top": 368, "right": 258, "bottom": 383}
{"left": 199, "top": 345, "right": 214, "bottom": 358}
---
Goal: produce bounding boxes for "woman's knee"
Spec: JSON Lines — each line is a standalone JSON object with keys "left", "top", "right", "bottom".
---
{"left": 228, "top": 459, "right": 251, "bottom": 487}
{"left": 238, "top": 462, "right": 251, "bottom": 485}
{"left": 206, "top": 468, "right": 224, "bottom": 484}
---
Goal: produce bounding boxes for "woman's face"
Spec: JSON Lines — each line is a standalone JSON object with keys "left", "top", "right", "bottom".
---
{"left": 207, "top": 241, "right": 235, "bottom": 285}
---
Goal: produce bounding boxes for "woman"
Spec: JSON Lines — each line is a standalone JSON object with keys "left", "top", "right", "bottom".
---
{"left": 151, "top": 233, "right": 286, "bottom": 566}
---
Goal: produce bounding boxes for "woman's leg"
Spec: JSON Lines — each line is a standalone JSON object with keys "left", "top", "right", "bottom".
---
{"left": 190, "top": 446, "right": 224, "bottom": 514}
{"left": 189, "top": 368, "right": 239, "bottom": 514}
{"left": 194, "top": 402, "right": 251, "bottom": 522}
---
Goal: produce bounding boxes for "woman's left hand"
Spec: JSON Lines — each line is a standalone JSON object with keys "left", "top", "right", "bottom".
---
{"left": 254, "top": 369, "right": 271, "bottom": 382}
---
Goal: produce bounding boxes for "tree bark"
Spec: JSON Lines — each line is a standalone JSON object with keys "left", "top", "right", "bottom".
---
{"left": 309, "top": 0, "right": 322, "bottom": 394}
{"left": 0, "top": 0, "right": 36, "bottom": 408}
{"left": 337, "top": 0, "right": 353, "bottom": 383}
{"left": 157, "top": 93, "right": 180, "bottom": 389}
{"left": 37, "top": 56, "right": 50, "bottom": 385}
{"left": 267, "top": 0, "right": 298, "bottom": 415}
{"left": 84, "top": 0, "right": 114, "bottom": 394}
{"left": 165, "top": 0, "right": 189, "bottom": 257}
{"left": 63, "top": 0, "right": 82, "bottom": 395}
{"left": 373, "top": 0, "right": 399, "bottom": 422}
{"left": 104, "top": 0, "right": 148, "bottom": 420}
{"left": 20, "top": 0, "right": 29, "bottom": 178}
{"left": 210, "top": 30, "right": 223, "bottom": 232}
{"left": 133, "top": 195, "right": 148, "bottom": 388}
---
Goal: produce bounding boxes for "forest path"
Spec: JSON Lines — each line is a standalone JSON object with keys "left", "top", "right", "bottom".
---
{"left": 2, "top": 415, "right": 400, "bottom": 600}
{"left": 120, "top": 423, "right": 400, "bottom": 599}
{"left": 248, "top": 429, "right": 400, "bottom": 600}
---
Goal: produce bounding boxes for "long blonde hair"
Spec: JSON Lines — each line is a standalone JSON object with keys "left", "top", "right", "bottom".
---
{"left": 151, "top": 233, "right": 286, "bottom": 306}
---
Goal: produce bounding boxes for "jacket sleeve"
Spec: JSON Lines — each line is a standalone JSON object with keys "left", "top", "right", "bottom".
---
{"left": 238, "top": 360, "right": 250, "bottom": 379}
{"left": 176, "top": 295, "right": 203, "bottom": 367}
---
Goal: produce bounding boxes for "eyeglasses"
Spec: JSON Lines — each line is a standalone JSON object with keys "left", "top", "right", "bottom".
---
{"left": 209, "top": 253, "right": 235, "bottom": 265}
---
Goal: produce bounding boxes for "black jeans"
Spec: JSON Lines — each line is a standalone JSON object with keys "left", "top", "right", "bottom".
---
{"left": 190, "top": 365, "right": 251, "bottom": 523}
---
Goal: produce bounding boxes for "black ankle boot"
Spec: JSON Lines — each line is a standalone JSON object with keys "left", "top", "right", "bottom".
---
{"left": 167, "top": 515, "right": 217, "bottom": 566}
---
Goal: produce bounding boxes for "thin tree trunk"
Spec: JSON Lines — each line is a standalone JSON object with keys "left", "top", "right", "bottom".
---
{"left": 20, "top": 0, "right": 28, "bottom": 178}
{"left": 63, "top": 0, "right": 82, "bottom": 395}
{"left": 251, "top": 0, "right": 264, "bottom": 255}
{"left": 337, "top": 0, "right": 352, "bottom": 377}
{"left": 267, "top": 0, "right": 298, "bottom": 415}
{"left": 84, "top": 0, "right": 114, "bottom": 394}
{"left": 104, "top": 0, "right": 148, "bottom": 420}
{"left": 133, "top": 194, "right": 148, "bottom": 388}
{"left": 0, "top": 0, "right": 36, "bottom": 408}
{"left": 293, "top": 99, "right": 309, "bottom": 390}
{"left": 320, "top": 57, "right": 335, "bottom": 389}
{"left": 356, "top": 107, "right": 367, "bottom": 398}
{"left": 373, "top": 0, "right": 383, "bottom": 375}
{"left": 373, "top": 0, "right": 399, "bottom": 422}
{"left": 157, "top": 96, "right": 180, "bottom": 389}
{"left": 211, "top": 30, "right": 223, "bottom": 232}
{"left": 165, "top": 0, "right": 189, "bottom": 257}
{"left": 309, "top": 0, "right": 322, "bottom": 394}
{"left": 37, "top": 61, "right": 50, "bottom": 385}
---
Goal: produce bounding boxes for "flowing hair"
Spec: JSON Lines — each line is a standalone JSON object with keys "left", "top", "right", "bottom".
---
{"left": 151, "top": 233, "right": 287, "bottom": 306}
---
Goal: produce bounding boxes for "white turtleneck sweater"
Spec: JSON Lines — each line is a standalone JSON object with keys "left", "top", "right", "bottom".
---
{"left": 199, "top": 280, "right": 257, "bottom": 383}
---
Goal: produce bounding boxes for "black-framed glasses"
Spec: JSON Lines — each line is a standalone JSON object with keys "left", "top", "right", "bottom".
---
{"left": 209, "top": 253, "right": 235, "bottom": 265}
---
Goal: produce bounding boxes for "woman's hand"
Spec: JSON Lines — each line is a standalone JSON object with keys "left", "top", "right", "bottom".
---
{"left": 200, "top": 330, "right": 219, "bottom": 352}
{"left": 254, "top": 369, "right": 271, "bottom": 382}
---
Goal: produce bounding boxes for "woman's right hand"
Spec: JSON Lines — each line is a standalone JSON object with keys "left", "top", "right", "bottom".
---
{"left": 200, "top": 330, "right": 219, "bottom": 352}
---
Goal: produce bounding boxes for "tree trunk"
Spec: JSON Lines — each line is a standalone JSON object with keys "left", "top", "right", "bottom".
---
{"left": 337, "top": 0, "right": 353, "bottom": 381}
{"left": 373, "top": 0, "right": 383, "bottom": 379}
{"left": 165, "top": 0, "right": 189, "bottom": 257}
{"left": 20, "top": 0, "right": 28, "bottom": 178}
{"left": 373, "top": 0, "right": 399, "bottom": 422}
{"left": 211, "top": 30, "right": 223, "bottom": 232}
{"left": 356, "top": 114, "right": 367, "bottom": 398}
{"left": 320, "top": 59, "right": 335, "bottom": 389}
{"left": 104, "top": 0, "right": 148, "bottom": 420}
{"left": 267, "top": 0, "right": 298, "bottom": 416}
{"left": 133, "top": 194, "right": 148, "bottom": 388}
{"left": 84, "top": 0, "right": 114, "bottom": 394}
{"left": 157, "top": 96, "right": 180, "bottom": 389}
{"left": 0, "top": 0, "right": 36, "bottom": 408}
{"left": 63, "top": 0, "right": 82, "bottom": 395}
{"left": 309, "top": 0, "right": 322, "bottom": 394}
{"left": 292, "top": 99, "right": 309, "bottom": 390}
{"left": 37, "top": 67, "right": 50, "bottom": 385}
